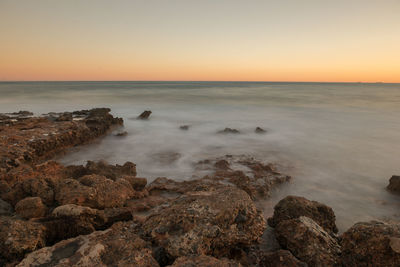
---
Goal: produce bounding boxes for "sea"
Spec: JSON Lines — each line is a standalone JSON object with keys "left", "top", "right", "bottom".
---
{"left": 1, "top": 81, "right": 399, "bottom": 231}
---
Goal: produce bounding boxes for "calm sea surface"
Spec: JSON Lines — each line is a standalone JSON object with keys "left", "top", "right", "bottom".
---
{"left": 1, "top": 81, "right": 400, "bottom": 230}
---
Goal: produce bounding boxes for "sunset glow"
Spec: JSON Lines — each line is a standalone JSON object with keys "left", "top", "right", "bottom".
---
{"left": 1, "top": 0, "right": 399, "bottom": 82}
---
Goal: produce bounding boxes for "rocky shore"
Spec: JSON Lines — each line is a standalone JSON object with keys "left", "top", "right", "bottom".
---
{"left": 0, "top": 108, "right": 399, "bottom": 266}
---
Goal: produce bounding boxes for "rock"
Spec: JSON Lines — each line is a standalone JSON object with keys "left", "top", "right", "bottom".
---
{"left": 179, "top": 125, "right": 190, "bottom": 130}
{"left": 275, "top": 216, "right": 341, "bottom": 267}
{"left": 142, "top": 184, "right": 266, "bottom": 261}
{"left": 103, "top": 207, "right": 133, "bottom": 227}
{"left": 268, "top": 195, "right": 338, "bottom": 234}
{"left": 17, "top": 221, "right": 159, "bottom": 267}
{"left": 218, "top": 128, "right": 240, "bottom": 134}
{"left": 15, "top": 196, "right": 47, "bottom": 219}
{"left": 341, "top": 220, "right": 400, "bottom": 267}
{"left": 0, "top": 198, "right": 13, "bottom": 215}
{"left": 138, "top": 110, "right": 152, "bottom": 120}
{"left": 39, "top": 204, "right": 106, "bottom": 244}
{"left": 255, "top": 127, "right": 266, "bottom": 134}
{"left": 259, "top": 250, "right": 307, "bottom": 267}
{"left": 55, "top": 112, "right": 72, "bottom": 121}
{"left": 115, "top": 130, "right": 128, "bottom": 137}
{"left": 0, "top": 216, "right": 46, "bottom": 265}
{"left": 122, "top": 175, "right": 147, "bottom": 191}
{"left": 55, "top": 175, "right": 135, "bottom": 209}
{"left": 214, "top": 159, "right": 230, "bottom": 170}
{"left": 169, "top": 255, "right": 240, "bottom": 266}
{"left": 66, "top": 160, "right": 137, "bottom": 180}
{"left": 387, "top": 175, "right": 400, "bottom": 194}
{"left": 9, "top": 111, "right": 34, "bottom": 116}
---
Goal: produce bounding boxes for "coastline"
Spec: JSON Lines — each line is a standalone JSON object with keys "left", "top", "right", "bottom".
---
{"left": 0, "top": 108, "right": 399, "bottom": 266}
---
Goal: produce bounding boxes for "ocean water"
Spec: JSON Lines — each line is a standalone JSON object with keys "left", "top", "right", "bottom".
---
{"left": 1, "top": 81, "right": 400, "bottom": 231}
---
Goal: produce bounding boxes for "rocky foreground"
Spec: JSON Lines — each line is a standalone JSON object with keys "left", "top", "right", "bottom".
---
{"left": 0, "top": 109, "right": 399, "bottom": 266}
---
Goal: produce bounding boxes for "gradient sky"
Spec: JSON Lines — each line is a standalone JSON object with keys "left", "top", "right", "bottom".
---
{"left": 1, "top": 0, "right": 399, "bottom": 82}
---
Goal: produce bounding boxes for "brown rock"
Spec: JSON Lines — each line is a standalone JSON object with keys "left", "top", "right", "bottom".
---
{"left": 275, "top": 216, "right": 341, "bottom": 267}
{"left": 115, "top": 130, "right": 128, "bottom": 137}
{"left": 55, "top": 175, "right": 135, "bottom": 209}
{"left": 259, "top": 250, "right": 307, "bottom": 267}
{"left": 268, "top": 195, "right": 338, "bottom": 234}
{"left": 142, "top": 185, "right": 266, "bottom": 261}
{"left": 66, "top": 160, "right": 137, "bottom": 180}
{"left": 340, "top": 221, "right": 400, "bottom": 267}
{"left": 0, "top": 216, "right": 46, "bottom": 265}
{"left": 122, "top": 175, "right": 147, "bottom": 191}
{"left": 138, "top": 110, "right": 152, "bottom": 120}
{"left": 387, "top": 175, "right": 400, "bottom": 194}
{"left": 17, "top": 221, "right": 159, "bottom": 267}
{"left": 215, "top": 159, "right": 230, "bottom": 170}
{"left": 15, "top": 196, "right": 47, "bottom": 219}
{"left": 169, "top": 255, "right": 241, "bottom": 266}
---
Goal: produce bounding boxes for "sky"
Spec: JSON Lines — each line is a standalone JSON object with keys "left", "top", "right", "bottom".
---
{"left": 0, "top": 0, "right": 399, "bottom": 82}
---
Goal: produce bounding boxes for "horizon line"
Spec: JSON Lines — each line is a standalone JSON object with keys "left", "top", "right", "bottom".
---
{"left": 0, "top": 80, "right": 398, "bottom": 84}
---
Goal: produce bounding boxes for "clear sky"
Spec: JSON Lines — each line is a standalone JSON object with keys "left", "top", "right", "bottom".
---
{"left": 1, "top": 0, "right": 399, "bottom": 82}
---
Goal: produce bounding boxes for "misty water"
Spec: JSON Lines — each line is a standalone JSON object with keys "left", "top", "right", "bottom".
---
{"left": 1, "top": 81, "right": 400, "bottom": 231}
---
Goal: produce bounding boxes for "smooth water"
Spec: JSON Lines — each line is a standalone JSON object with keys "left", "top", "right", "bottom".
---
{"left": 1, "top": 81, "right": 400, "bottom": 231}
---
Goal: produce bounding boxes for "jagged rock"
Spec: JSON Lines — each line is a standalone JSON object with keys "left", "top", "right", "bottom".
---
{"left": 17, "top": 221, "right": 159, "bottom": 267}
{"left": 169, "top": 255, "right": 240, "bottom": 266}
{"left": 138, "top": 110, "right": 152, "bottom": 120}
{"left": 218, "top": 128, "right": 240, "bottom": 134}
{"left": 387, "top": 175, "right": 400, "bottom": 194}
{"left": 15, "top": 196, "right": 47, "bottom": 219}
{"left": 255, "top": 127, "right": 266, "bottom": 134}
{"left": 142, "top": 184, "right": 266, "bottom": 261}
{"left": 179, "top": 125, "right": 190, "bottom": 130}
{"left": 268, "top": 195, "right": 338, "bottom": 234}
{"left": 66, "top": 160, "right": 137, "bottom": 180}
{"left": 0, "top": 198, "right": 13, "bottom": 215}
{"left": 55, "top": 175, "right": 135, "bottom": 209}
{"left": 55, "top": 112, "right": 72, "bottom": 122}
{"left": 275, "top": 216, "right": 341, "bottom": 267}
{"left": 259, "top": 250, "right": 307, "bottom": 267}
{"left": 341, "top": 221, "right": 400, "bottom": 267}
{"left": 0, "top": 216, "right": 46, "bottom": 265}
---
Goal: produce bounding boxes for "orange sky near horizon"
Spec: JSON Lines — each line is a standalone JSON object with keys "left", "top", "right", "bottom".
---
{"left": 1, "top": 0, "right": 399, "bottom": 83}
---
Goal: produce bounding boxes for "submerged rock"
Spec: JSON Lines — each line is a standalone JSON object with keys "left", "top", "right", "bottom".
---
{"left": 179, "top": 125, "right": 190, "bottom": 130}
{"left": 17, "top": 222, "right": 159, "bottom": 267}
{"left": 268, "top": 195, "right": 338, "bottom": 235}
{"left": 65, "top": 160, "right": 137, "bottom": 180}
{"left": 218, "top": 128, "right": 240, "bottom": 134}
{"left": 142, "top": 184, "right": 265, "bottom": 261}
{"left": 387, "top": 175, "right": 400, "bottom": 194}
{"left": 15, "top": 196, "right": 47, "bottom": 219}
{"left": 275, "top": 216, "right": 341, "bottom": 267}
{"left": 138, "top": 110, "right": 152, "bottom": 120}
{"left": 341, "top": 220, "right": 400, "bottom": 267}
{"left": 255, "top": 127, "right": 266, "bottom": 134}
{"left": 115, "top": 130, "right": 128, "bottom": 137}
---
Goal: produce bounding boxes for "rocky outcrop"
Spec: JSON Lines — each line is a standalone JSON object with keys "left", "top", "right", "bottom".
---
{"left": 340, "top": 221, "right": 400, "bottom": 266}
{"left": 17, "top": 222, "right": 159, "bottom": 267}
{"left": 275, "top": 216, "right": 341, "bottom": 267}
{"left": 0, "top": 216, "right": 46, "bottom": 265}
{"left": 268, "top": 195, "right": 338, "bottom": 234}
{"left": 255, "top": 127, "right": 266, "bottom": 134}
{"left": 169, "top": 255, "right": 240, "bottom": 266}
{"left": 387, "top": 175, "right": 400, "bottom": 194}
{"left": 138, "top": 110, "right": 152, "bottom": 120}
{"left": 0, "top": 108, "right": 122, "bottom": 178}
{"left": 142, "top": 184, "right": 266, "bottom": 263}
{"left": 65, "top": 160, "right": 137, "bottom": 180}
{"left": 15, "top": 196, "right": 47, "bottom": 219}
